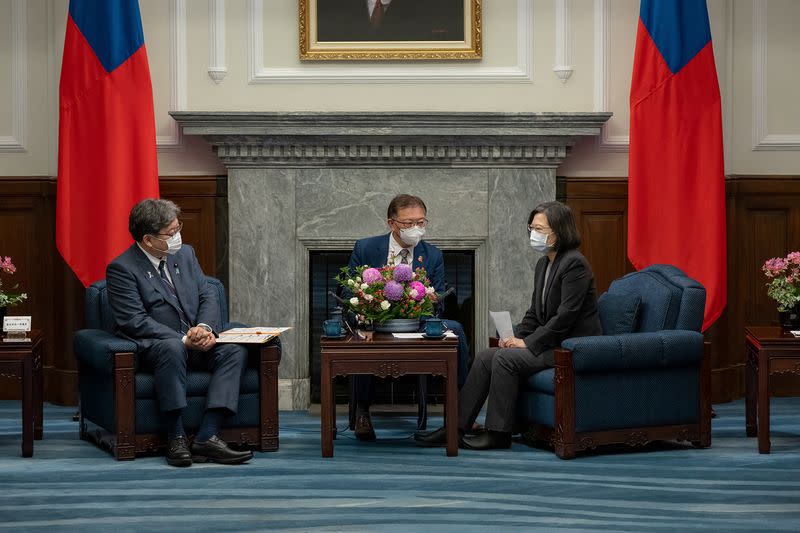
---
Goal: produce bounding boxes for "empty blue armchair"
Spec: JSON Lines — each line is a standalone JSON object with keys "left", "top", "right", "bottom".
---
{"left": 74, "top": 277, "right": 280, "bottom": 460}
{"left": 516, "top": 264, "right": 712, "bottom": 458}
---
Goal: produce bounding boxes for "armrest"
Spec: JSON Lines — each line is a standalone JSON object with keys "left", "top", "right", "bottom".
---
{"left": 74, "top": 329, "right": 137, "bottom": 373}
{"left": 561, "top": 330, "right": 705, "bottom": 373}
{"left": 489, "top": 337, "right": 499, "bottom": 347}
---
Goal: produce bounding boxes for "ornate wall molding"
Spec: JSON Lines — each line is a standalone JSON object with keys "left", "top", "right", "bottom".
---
{"left": 172, "top": 111, "right": 611, "bottom": 168}
{"left": 553, "top": 0, "right": 574, "bottom": 82}
{"left": 593, "top": 0, "right": 628, "bottom": 152}
{"left": 752, "top": 0, "right": 800, "bottom": 151}
{"left": 157, "top": 0, "right": 186, "bottom": 152}
{"left": 208, "top": 0, "right": 227, "bottom": 83}
{"left": 246, "top": 0, "right": 533, "bottom": 83}
{"left": 0, "top": 0, "right": 27, "bottom": 152}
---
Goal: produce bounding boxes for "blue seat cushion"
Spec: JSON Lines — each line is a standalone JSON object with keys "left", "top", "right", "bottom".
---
{"left": 135, "top": 368, "right": 261, "bottom": 399}
{"left": 598, "top": 292, "right": 641, "bottom": 335}
{"left": 522, "top": 368, "right": 555, "bottom": 394}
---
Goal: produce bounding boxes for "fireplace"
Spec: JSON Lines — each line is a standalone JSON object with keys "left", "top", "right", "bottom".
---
{"left": 171, "top": 112, "right": 611, "bottom": 409}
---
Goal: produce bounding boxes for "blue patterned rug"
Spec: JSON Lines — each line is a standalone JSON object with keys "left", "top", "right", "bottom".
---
{"left": 0, "top": 398, "right": 798, "bottom": 532}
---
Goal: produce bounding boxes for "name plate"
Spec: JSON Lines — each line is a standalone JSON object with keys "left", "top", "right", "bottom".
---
{"left": 3, "top": 316, "right": 31, "bottom": 333}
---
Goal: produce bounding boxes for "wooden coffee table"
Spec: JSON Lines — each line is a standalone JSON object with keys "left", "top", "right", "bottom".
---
{"left": 0, "top": 330, "right": 44, "bottom": 457}
{"left": 744, "top": 326, "right": 800, "bottom": 453}
{"left": 320, "top": 333, "right": 459, "bottom": 457}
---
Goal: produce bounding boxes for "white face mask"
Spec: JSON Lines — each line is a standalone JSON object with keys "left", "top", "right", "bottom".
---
{"left": 150, "top": 231, "right": 182, "bottom": 255}
{"left": 399, "top": 226, "right": 426, "bottom": 247}
{"left": 529, "top": 230, "right": 551, "bottom": 253}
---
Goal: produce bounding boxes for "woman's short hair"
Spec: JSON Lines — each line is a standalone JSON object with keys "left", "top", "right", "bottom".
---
{"left": 129, "top": 199, "right": 181, "bottom": 242}
{"left": 528, "top": 201, "right": 581, "bottom": 252}
{"left": 387, "top": 194, "right": 427, "bottom": 220}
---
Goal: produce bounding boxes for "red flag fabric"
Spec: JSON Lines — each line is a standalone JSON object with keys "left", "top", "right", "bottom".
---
{"left": 57, "top": 0, "right": 159, "bottom": 288}
{"left": 628, "top": 0, "right": 726, "bottom": 331}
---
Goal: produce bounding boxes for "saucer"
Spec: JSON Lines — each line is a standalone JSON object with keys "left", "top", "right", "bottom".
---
{"left": 422, "top": 333, "right": 446, "bottom": 339}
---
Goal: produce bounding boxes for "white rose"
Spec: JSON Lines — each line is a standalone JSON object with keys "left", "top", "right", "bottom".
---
{"left": 425, "top": 286, "right": 435, "bottom": 294}
{"left": 347, "top": 279, "right": 355, "bottom": 286}
{"left": 409, "top": 289, "right": 419, "bottom": 299}
{"left": 361, "top": 283, "right": 369, "bottom": 290}
{"left": 380, "top": 300, "right": 391, "bottom": 310}
{"left": 355, "top": 276, "right": 362, "bottom": 283}
{"left": 349, "top": 297, "right": 359, "bottom": 306}
{"left": 364, "top": 294, "right": 374, "bottom": 301}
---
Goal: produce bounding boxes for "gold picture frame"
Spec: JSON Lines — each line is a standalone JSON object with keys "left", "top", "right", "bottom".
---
{"left": 300, "top": 0, "right": 482, "bottom": 61}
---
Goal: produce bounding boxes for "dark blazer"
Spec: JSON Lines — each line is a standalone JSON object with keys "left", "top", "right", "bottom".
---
{"left": 316, "top": 0, "right": 464, "bottom": 42}
{"left": 515, "top": 248, "right": 602, "bottom": 356}
{"left": 348, "top": 233, "right": 445, "bottom": 293}
{"left": 106, "top": 243, "right": 221, "bottom": 352}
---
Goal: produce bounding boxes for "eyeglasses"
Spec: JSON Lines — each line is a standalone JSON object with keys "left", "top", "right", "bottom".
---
{"left": 527, "top": 224, "right": 551, "bottom": 233}
{"left": 392, "top": 218, "right": 428, "bottom": 229}
{"left": 156, "top": 221, "right": 183, "bottom": 238}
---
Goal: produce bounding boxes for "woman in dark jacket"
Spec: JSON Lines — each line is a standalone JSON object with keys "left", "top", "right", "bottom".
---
{"left": 416, "top": 201, "right": 602, "bottom": 450}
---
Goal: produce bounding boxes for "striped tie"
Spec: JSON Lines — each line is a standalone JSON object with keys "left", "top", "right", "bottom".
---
{"left": 158, "top": 260, "right": 190, "bottom": 331}
{"left": 399, "top": 249, "right": 411, "bottom": 265}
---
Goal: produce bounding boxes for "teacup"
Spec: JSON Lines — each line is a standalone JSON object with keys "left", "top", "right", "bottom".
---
{"left": 323, "top": 319, "right": 343, "bottom": 337}
{"left": 425, "top": 318, "right": 444, "bottom": 337}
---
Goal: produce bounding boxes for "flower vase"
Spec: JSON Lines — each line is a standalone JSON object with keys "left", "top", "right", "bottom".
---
{"left": 778, "top": 304, "right": 800, "bottom": 329}
{"left": 374, "top": 318, "right": 421, "bottom": 333}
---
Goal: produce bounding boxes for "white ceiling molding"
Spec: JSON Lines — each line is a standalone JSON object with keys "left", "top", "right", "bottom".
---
{"left": 553, "top": 0, "right": 573, "bottom": 82}
{"left": 157, "top": 0, "right": 186, "bottom": 152}
{"left": 247, "top": 0, "right": 533, "bottom": 83}
{"left": 0, "top": 0, "right": 27, "bottom": 152}
{"left": 208, "top": 0, "right": 227, "bottom": 83}
{"left": 593, "top": 0, "right": 628, "bottom": 152}
{"left": 752, "top": 0, "right": 800, "bottom": 151}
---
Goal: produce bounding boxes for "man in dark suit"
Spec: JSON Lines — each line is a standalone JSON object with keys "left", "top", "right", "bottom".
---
{"left": 106, "top": 199, "right": 253, "bottom": 467}
{"left": 347, "top": 193, "right": 470, "bottom": 441}
{"left": 316, "top": 0, "right": 464, "bottom": 42}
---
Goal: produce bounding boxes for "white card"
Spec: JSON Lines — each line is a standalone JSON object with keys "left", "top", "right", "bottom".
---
{"left": 3, "top": 316, "right": 31, "bottom": 333}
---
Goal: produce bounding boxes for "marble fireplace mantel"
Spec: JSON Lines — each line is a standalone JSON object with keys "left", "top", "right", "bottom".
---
{"left": 171, "top": 112, "right": 611, "bottom": 409}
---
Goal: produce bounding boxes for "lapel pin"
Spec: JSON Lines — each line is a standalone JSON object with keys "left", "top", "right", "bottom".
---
{"left": 174, "top": 264, "right": 180, "bottom": 275}
{"left": 147, "top": 271, "right": 154, "bottom": 279}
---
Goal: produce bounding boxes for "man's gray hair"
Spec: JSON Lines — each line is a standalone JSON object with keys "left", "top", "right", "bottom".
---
{"left": 128, "top": 198, "right": 181, "bottom": 242}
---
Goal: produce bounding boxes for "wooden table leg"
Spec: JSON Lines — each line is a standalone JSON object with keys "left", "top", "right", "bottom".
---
{"left": 745, "top": 347, "right": 757, "bottom": 437}
{"left": 34, "top": 349, "right": 43, "bottom": 440}
{"left": 757, "top": 348, "right": 770, "bottom": 453}
{"left": 21, "top": 358, "right": 33, "bottom": 457}
{"left": 445, "top": 351, "right": 458, "bottom": 457}
{"left": 321, "top": 354, "right": 334, "bottom": 458}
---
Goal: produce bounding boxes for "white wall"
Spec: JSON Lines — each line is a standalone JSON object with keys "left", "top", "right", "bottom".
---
{"left": 1, "top": 0, "right": 798, "bottom": 177}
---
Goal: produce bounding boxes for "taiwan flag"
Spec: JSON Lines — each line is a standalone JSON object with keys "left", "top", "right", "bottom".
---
{"left": 57, "top": 0, "right": 160, "bottom": 288}
{"left": 628, "top": 0, "right": 726, "bottom": 331}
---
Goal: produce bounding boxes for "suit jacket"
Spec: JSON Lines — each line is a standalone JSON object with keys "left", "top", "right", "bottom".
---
{"left": 316, "top": 0, "right": 464, "bottom": 42}
{"left": 106, "top": 243, "right": 221, "bottom": 352}
{"left": 515, "top": 248, "right": 602, "bottom": 356}
{"left": 348, "top": 233, "right": 445, "bottom": 293}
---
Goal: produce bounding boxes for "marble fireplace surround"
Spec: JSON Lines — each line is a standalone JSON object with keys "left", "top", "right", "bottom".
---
{"left": 171, "top": 112, "right": 611, "bottom": 410}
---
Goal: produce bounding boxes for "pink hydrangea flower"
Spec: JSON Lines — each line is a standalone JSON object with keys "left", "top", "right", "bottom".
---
{"left": 1, "top": 256, "right": 16, "bottom": 275}
{"left": 362, "top": 268, "right": 382, "bottom": 284}
{"left": 409, "top": 281, "right": 426, "bottom": 301}
{"left": 393, "top": 263, "right": 413, "bottom": 282}
{"left": 384, "top": 280, "right": 404, "bottom": 301}
{"left": 788, "top": 251, "right": 800, "bottom": 265}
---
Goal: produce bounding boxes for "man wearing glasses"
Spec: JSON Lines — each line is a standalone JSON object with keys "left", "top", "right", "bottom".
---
{"left": 346, "top": 194, "right": 470, "bottom": 441}
{"left": 106, "top": 199, "right": 253, "bottom": 467}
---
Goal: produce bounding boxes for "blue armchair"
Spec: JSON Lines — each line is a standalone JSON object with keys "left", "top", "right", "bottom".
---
{"left": 516, "top": 264, "right": 712, "bottom": 459}
{"left": 74, "top": 277, "right": 280, "bottom": 460}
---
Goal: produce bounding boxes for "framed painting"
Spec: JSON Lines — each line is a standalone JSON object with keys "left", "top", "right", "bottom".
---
{"left": 300, "top": 0, "right": 482, "bottom": 60}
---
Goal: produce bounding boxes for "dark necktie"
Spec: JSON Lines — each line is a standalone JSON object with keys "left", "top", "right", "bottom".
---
{"left": 399, "top": 249, "right": 411, "bottom": 265}
{"left": 159, "top": 260, "right": 190, "bottom": 331}
{"left": 370, "top": 0, "right": 383, "bottom": 27}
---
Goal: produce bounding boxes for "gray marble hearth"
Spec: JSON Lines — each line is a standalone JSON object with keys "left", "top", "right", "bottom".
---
{"left": 171, "top": 112, "right": 611, "bottom": 410}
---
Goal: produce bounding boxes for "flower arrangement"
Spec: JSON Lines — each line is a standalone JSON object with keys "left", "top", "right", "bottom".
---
{"left": 0, "top": 256, "right": 27, "bottom": 308}
{"left": 762, "top": 251, "right": 800, "bottom": 312}
{"left": 335, "top": 263, "right": 438, "bottom": 323}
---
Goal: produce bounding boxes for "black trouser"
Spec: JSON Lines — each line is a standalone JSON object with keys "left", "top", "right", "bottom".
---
{"left": 458, "top": 346, "right": 553, "bottom": 433}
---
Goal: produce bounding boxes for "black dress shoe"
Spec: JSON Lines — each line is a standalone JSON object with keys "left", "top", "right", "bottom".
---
{"left": 460, "top": 430, "right": 512, "bottom": 450}
{"left": 354, "top": 414, "right": 376, "bottom": 442}
{"left": 191, "top": 435, "right": 253, "bottom": 464}
{"left": 166, "top": 435, "right": 192, "bottom": 467}
{"left": 414, "top": 426, "right": 464, "bottom": 447}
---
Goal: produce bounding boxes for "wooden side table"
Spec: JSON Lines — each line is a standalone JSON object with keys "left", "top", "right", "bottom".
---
{"left": 320, "top": 333, "right": 459, "bottom": 457}
{"left": 744, "top": 326, "right": 800, "bottom": 454}
{"left": 0, "top": 330, "right": 44, "bottom": 457}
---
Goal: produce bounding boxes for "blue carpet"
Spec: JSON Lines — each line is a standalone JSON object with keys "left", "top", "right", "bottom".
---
{"left": 0, "top": 399, "right": 799, "bottom": 532}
